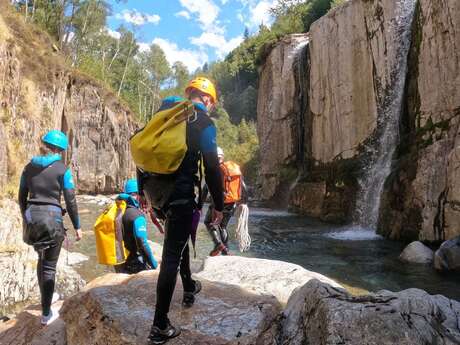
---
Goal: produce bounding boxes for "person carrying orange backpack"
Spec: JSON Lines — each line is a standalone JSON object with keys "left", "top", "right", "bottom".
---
{"left": 200, "top": 147, "right": 248, "bottom": 256}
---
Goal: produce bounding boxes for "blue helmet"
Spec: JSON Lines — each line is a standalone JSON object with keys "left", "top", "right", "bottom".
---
{"left": 42, "top": 130, "right": 68, "bottom": 151}
{"left": 124, "top": 178, "right": 138, "bottom": 194}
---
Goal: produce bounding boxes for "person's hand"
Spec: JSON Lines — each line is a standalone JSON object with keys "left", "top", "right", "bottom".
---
{"left": 211, "top": 209, "right": 223, "bottom": 226}
{"left": 75, "top": 229, "right": 83, "bottom": 241}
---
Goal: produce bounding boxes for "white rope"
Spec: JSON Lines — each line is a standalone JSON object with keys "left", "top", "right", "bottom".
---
{"left": 235, "top": 204, "right": 251, "bottom": 252}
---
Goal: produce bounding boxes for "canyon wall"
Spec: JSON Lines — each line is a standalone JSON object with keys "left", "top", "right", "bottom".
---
{"left": 379, "top": 0, "right": 460, "bottom": 242}
{"left": 257, "top": 0, "right": 460, "bottom": 241}
{"left": 0, "top": 4, "right": 136, "bottom": 196}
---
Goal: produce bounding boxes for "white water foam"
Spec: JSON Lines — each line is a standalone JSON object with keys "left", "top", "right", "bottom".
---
{"left": 325, "top": 226, "right": 383, "bottom": 241}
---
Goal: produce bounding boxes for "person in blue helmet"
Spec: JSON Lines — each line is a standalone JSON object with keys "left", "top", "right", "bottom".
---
{"left": 18, "top": 130, "right": 82, "bottom": 326}
{"left": 113, "top": 179, "right": 158, "bottom": 274}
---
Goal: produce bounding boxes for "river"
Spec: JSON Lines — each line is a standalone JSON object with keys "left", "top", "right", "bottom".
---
{"left": 68, "top": 199, "right": 460, "bottom": 301}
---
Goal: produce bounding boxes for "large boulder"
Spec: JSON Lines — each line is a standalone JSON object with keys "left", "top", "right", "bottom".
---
{"left": 279, "top": 279, "right": 460, "bottom": 345}
{"left": 60, "top": 271, "right": 281, "bottom": 345}
{"left": 195, "top": 256, "right": 341, "bottom": 305}
{"left": 399, "top": 241, "right": 434, "bottom": 264}
{"left": 434, "top": 237, "right": 460, "bottom": 272}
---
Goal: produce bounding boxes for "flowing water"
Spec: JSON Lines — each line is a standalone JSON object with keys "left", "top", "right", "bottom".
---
{"left": 354, "top": 0, "right": 417, "bottom": 229}
{"left": 69, "top": 201, "right": 460, "bottom": 301}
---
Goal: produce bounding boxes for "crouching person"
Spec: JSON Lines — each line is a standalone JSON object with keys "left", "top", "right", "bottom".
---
{"left": 114, "top": 178, "right": 158, "bottom": 274}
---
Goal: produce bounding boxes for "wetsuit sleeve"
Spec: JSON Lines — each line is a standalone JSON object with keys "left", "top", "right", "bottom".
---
{"left": 133, "top": 216, "right": 158, "bottom": 269}
{"left": 198, "top": 184, "right": 209, "bottom": 210}
{"left": 200, "top": 125, "right": 224, "bottom": 212}
{"left": 18, "top": 169, "right": 29, "bottom": 216}
{"left": 62, "top": 168, "right": 81, "bottom": 229}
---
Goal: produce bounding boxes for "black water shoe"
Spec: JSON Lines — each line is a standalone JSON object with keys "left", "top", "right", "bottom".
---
{"left": 148, "top": 320, "right": 181, "bottom": 345}
{"left": 182, "top": 280, "right": 202, "bottom": 308}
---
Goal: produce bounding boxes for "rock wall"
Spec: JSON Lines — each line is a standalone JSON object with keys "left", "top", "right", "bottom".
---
{"left": 257, "top": 0, "right": 406, "bottom": 223}
{"left": 257, "top": 34, "right": 309, "bottom": 202}
{"left": 379, "top": 0, "right": 460, "bottom": 242}
{"left": 0, "top": 4, "right": 136, "bottom": 196}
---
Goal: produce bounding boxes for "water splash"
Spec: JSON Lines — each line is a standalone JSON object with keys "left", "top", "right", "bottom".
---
{"left": 325, "top": 226, "right": 383, "bottom": 241}
{"left": 354, "top": 0, "right": 417, "bottom": 231}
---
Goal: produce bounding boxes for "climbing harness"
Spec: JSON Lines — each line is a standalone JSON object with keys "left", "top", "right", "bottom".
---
{"left": 235, "top": 204, "right": 251, "bottom": 252}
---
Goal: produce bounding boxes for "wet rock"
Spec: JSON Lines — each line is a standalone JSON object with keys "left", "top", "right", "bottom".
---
{"left": 279, "top": 279, "right": 460, "bottom": 345}
{"left": 379, "top": 0, "right": 460, "bottom": 242}
{"left": 195, "top": 256, "right": 341, "bottom": 305}
{"left": 61, "top": 271, "right": 281, "bottom": 345}
{"left": 399, "top": 241, "right": 434, "bottom": 264}
{"left": 434, "top": 237, "right": 460, "bottom": 272}
{"left": 0, "top": 302, "right": 66, "bottom": 345}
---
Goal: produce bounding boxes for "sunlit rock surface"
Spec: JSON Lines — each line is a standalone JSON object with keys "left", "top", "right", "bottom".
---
{"left": 61, "top": 271, "right": 281, "bottom": 345}
{"left": 196, "top": 256, "right": 342, "bottom": 305}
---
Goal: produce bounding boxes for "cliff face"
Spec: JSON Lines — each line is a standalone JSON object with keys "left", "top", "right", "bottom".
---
{"left": 257, "top": 0, "right": 460, "bottom": 240}
{"left": 379, "top": 0, "right": 460, "bottom": 242}
{"left": 258, "top": 0, "right": 408, "bottom": 223}
{"left": 0, "top": 5, "right": 135, "bottom": 196}
{"left": 257, "top": 34, "right": 309, "bottom": 202}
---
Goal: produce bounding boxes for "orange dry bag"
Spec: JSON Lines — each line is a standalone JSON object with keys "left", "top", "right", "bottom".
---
{"left": 220, "top": 161, "right": 242, "bottom": 204}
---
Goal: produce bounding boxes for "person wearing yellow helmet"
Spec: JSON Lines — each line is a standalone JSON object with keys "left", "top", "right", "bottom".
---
{"left": 144, "top": 78, "right": 224, "bottom": 344}
{"left": 185, "top": 76, "right": 217, "bottom": 111}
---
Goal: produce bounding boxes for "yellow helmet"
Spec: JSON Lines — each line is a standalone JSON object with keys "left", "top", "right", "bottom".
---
{"left": 185, "top": 77, "right": 217, "bottom": 104}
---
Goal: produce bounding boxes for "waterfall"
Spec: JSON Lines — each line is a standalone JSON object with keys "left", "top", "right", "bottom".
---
{"left": 354, "top": 0, "right": 417, "bottom": 230}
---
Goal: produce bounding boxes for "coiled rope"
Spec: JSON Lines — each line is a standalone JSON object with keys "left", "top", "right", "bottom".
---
{"left": 235, "top": 204, "right": 251, "bottom": 252}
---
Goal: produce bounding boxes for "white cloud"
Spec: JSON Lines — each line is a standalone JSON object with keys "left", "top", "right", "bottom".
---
{"left": 179, "top": 0, "right": 220, "bottom": 31}
{"left": 248, "top": 0, "right": 274, "bottom": 28}
{"left": 152, "top": 38, "right": 208, "bottom": 72}
{"left": 106, "top": 28, "right": 121, "bottom": 40}
{"left": 190, "top": 32, "right": 243, "bottom": 59}
{"left": 116, "top": 9, "right": 161, "bottom": 26}
{"left": 175, "top": 10, "right": 191, "bottom": 20}
{"left": 138, "top": 42, "right": 151, "bottom": 53}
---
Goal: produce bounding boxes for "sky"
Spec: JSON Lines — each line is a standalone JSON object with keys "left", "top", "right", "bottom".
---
{"left": 106, "top": 0, "right": 278, "bottom": 72}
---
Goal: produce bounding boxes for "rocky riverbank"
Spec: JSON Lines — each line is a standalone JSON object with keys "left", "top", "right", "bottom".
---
{"left": 1, "top": 256, "right": 460, "bottom": 345}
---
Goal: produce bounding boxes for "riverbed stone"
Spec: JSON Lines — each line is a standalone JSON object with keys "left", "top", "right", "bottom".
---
{"left": 434, "top": 236, "right": 460, "bottom": 272}
{"left": 399, "top": 241, "right": 434, "bottom": 264}
{"left": 195, "top": 256, "right": 341, "bottom": 305}
{"left": 279, "top": 279, "right": 460, "bottom": 345}
{"left": 60, "top": 271, "right": 281, "bottom": 345}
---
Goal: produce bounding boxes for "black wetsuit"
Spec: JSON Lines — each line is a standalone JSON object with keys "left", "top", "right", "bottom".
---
{"left": 114, "top": 194, "right": 158, "bottom": 274}
{"left": 201, "top": 175, "right": 248, "bottom": 250}
{"left": 139, "top": 101, "right": 223, "bottom": 329}
{"left": 18, "top": 154, "right": 80, "bottom": 316}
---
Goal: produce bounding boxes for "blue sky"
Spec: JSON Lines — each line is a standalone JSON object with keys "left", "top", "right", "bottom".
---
{"left": 106, "top": 0, "right": 277, "bottom": 72}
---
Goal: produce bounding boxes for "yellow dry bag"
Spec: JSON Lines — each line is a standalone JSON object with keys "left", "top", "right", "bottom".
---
{"left": 130, "top": 100, "right": 196, "bottom": 174}
{"left": 94, "top": 200, "right": 128, "bottom": 265}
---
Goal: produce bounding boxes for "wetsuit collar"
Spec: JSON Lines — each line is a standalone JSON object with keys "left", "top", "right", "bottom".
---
{"left": 117, "top": 193, "right": 139, "bottom": 208}
{"left": 31, "top": 154, "right": 61, "bottom": 167}
{"left": 193, "top": 102, "right": 208, "bottom": 113}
